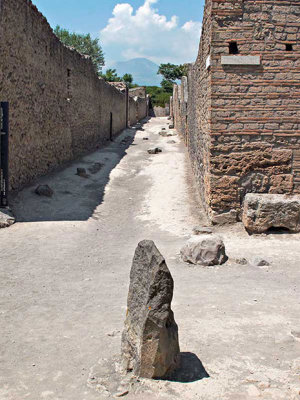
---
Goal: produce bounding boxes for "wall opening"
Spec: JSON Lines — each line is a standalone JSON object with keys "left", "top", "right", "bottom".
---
{"left": 67, "top": 69, "right": 72, "bottom": 101}
{"left": 229, "top": 42, "right": 239, "bottom": 54}
{"left": 110, "top": 112, "right": 113, "bottom": 141}
{"left": 286, "top": 43, "right": 293, "bottom": 51}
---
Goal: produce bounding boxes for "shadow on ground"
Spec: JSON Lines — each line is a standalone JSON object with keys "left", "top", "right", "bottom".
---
{"left": 11, "top": 119, "right": 149, "bottom": 223}
{"left": 165, "top": 352, "right": 209, "bottom": 383}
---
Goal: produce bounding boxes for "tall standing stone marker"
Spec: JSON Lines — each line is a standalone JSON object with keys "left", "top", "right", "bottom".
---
{"left": 122, "top": 240, "right": 180, "bottom": 379}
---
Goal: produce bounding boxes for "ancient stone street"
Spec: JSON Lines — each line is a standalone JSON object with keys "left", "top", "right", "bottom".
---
{"left": 0, "top": 118, "right": 300, "bottom": 399}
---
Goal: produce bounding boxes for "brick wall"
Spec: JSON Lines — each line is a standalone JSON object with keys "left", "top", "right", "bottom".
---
{"left": 0, "top": 0, "right": 147, "bottom": 191}
{"left": 173, "top": 0, "right": 300, "bottom": 223}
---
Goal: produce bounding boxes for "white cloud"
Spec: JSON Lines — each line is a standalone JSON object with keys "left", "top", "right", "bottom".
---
{"left": 100, "top": 0, "right": 201, "bottom": 66}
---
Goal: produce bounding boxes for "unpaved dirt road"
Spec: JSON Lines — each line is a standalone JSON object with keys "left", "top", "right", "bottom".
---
{"left": 0, "top": 117, "right": 299, "bottom": 400}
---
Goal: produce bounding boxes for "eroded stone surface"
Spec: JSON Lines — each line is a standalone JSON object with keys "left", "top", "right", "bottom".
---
{"left": 181, "top": 235, "right": 227, "bottom": 266}
{"left": 243, "top": 193, "right": 300, "bottom": 233}
{"left": 0, "top": 209, "right": 15, "bottom": 229}
{"left": 122, "top": 240, "right": 180, "bottom": 379}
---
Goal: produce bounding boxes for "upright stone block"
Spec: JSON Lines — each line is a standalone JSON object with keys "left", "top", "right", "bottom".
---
{"left": 122, "top": 240, "right": 180, "bottom": 379}
{"left": 243, "top": 193, "right": 300, "bottom": 233}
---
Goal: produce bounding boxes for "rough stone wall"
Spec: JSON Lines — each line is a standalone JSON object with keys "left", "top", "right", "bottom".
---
{"left": 0, "top": 0, "right": 147, "bottom": 191}
{"left": 173, "top": 77, "right": 188, "bottom": 144}
{"left": 152, "top": 106, "right": 170, "bottom": 117}
{"left": 136, "top": 97, "right": 148, "bottom": 121}
{"left": 173, "top": 0, "right": 213, "bottom": 217}
{"left": 173, "top": 85, "right": 182, "bottom": 133}
{"left": 173, "top": 0, "right": 300, "bottom": 222}
{"left": 129, "top": 87, "right": 146, "bottom": 98}
{"left": 129, "top": 97, "right": 138, "bottom": 126}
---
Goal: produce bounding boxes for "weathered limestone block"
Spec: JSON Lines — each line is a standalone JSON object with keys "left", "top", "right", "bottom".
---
{"left": 181, "top": 235, "right": 227, "bottom": 266}
{"left": 211, "top": 210, "right": 238, "bottom": 225}
{"left": 0, "top": 209, "right": 15, "bottom": 229}
{"left": 193, "top": 226, "right": 213, "bottom": 235}
{"left": 34, "top": 185, "right": 54, "bottom": 197}
{"left": 122, "top": 240, "right": 180, "bottom": 379}
{"left": 76, "top": 168, "right": 89, "bottom": 178}
{"left": 147, "top": 148, "right": 162, "bottom": 154}
{"left": 243, "top": 193, "right": 300, "bottom": 233}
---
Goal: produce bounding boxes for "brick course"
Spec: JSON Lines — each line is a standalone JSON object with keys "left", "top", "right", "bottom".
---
{"left": 173, "top": 0, "right": 300, "bottom": 222}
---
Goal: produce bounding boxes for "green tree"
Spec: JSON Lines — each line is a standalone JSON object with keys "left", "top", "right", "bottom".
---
{"left": 161, "top": 79, "right": 173, "bottom": 94}
{"left": 122, "top": 73, "right": 133, "bottom": 85}
{"left": 146, "top": 86, "right": 171, "bottom": 108}
{"left": 158, "top": 63, "right": 188, "bottom": 83}
{"left": 101, "top": 69, "right": 121, "bottom": 82}
{"left": 54, "top": 26, "right": 105, "bottom": 73}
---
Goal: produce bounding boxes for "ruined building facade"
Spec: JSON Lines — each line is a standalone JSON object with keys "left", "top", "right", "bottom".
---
{"left": 0, "top": 0, "right": 148, "bottom": 191}
{"left": 172, "top": 0, "right": 300, "bottom": 223}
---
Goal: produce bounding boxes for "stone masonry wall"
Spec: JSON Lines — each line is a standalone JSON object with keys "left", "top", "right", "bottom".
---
{"left": 151, "top": 106, "right": 170, "bottom": 117}
{"left": 174, "top": 0, "right": 213, "bottom": 217}
{"left": 129, "top": 97, "right": 138, "bottom": 126}
{"left": 0, "top": 0, "right": 147, "bottom": 191}
{"left": 173, "top": 0, "right": 300, "bottom": 223}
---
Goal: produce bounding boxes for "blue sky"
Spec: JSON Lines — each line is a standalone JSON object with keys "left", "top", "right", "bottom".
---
{"left": 32, "top": 0, "right": 205, "bottom": 66}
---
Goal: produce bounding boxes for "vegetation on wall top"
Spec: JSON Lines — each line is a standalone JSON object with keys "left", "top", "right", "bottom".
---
{"left": 54, "top": 25, "right": 105, "bottom": 74}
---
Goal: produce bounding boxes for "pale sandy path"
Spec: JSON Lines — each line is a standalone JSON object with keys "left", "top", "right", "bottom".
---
{"left": 0, "top": 117, "right": 299, "bottom": 400}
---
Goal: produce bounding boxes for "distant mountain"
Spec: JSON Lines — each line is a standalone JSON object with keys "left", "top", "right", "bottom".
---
{"left": 112, "top": 58, "right": 162, "bottom": 87}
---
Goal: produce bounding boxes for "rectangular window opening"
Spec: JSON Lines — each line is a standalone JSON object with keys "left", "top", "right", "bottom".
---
{"left": 286, "top": 43, "right": 293, "bottom": 51}
{"left": 229, "top": 41, "right": 239, "bottom": 55}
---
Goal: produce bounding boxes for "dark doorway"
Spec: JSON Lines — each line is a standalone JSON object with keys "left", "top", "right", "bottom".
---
{"left": 0, "top": 102, "right": 9, "bottom": 208}
{"left": 110, "top": 112, "right": 113, "bottom": 141}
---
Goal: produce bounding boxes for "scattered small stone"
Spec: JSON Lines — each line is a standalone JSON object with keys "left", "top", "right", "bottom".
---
{"left": 107, "top": 330, "right": 120, "bottom": 337}
{"left": 169, "top": 124, "right": 174, "bottom": 129}
{"left": 122, "top": 240, "right": 180, "bottom": 379}
{"left": 291, "top": 330, "right": 300, "bottom": 341}
{"left": 147, "top": 147, "right": 162, "bottom": 154}
{"left": 114, "top": 389, "right": 129, "bottom": 398}
{"left": 120, "top": 136, "right": 132, "bottom": 145}
{"left": 167, "top": 140, "right": 176, "bottom": 144}
{"left": 236, "top": 258, "right": 248, "bottom": 265}
{"left": 181, "top": 235, "right": 227, "bottom": 266}
{"left": 251, "top": 257, "right": 270, "bottom": 267}
{"left": 35, "top": 184, "right": 54, "bottom": 197}
{"left": 0, "top": 209, "right": 15, "bottom": 229}
{"left": 88, "top": 162, "right": 104, "bottom": 174}
{"left": 247, "top": 384, "right": 261, "bottom": 397}
{"left": 142, "top": 137, "right": 149, "bottom": 140}
{"left": 76, "top": 168, "right": 89, "bottom": 178}
{"left": 162, "top": 128, "right": 166, "bottom": 131}
{"left": 159, "top": 131, "right": 177, "bottom": 137}
{"left": 193, "top": 226, "right": 213, "bottom": 235}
